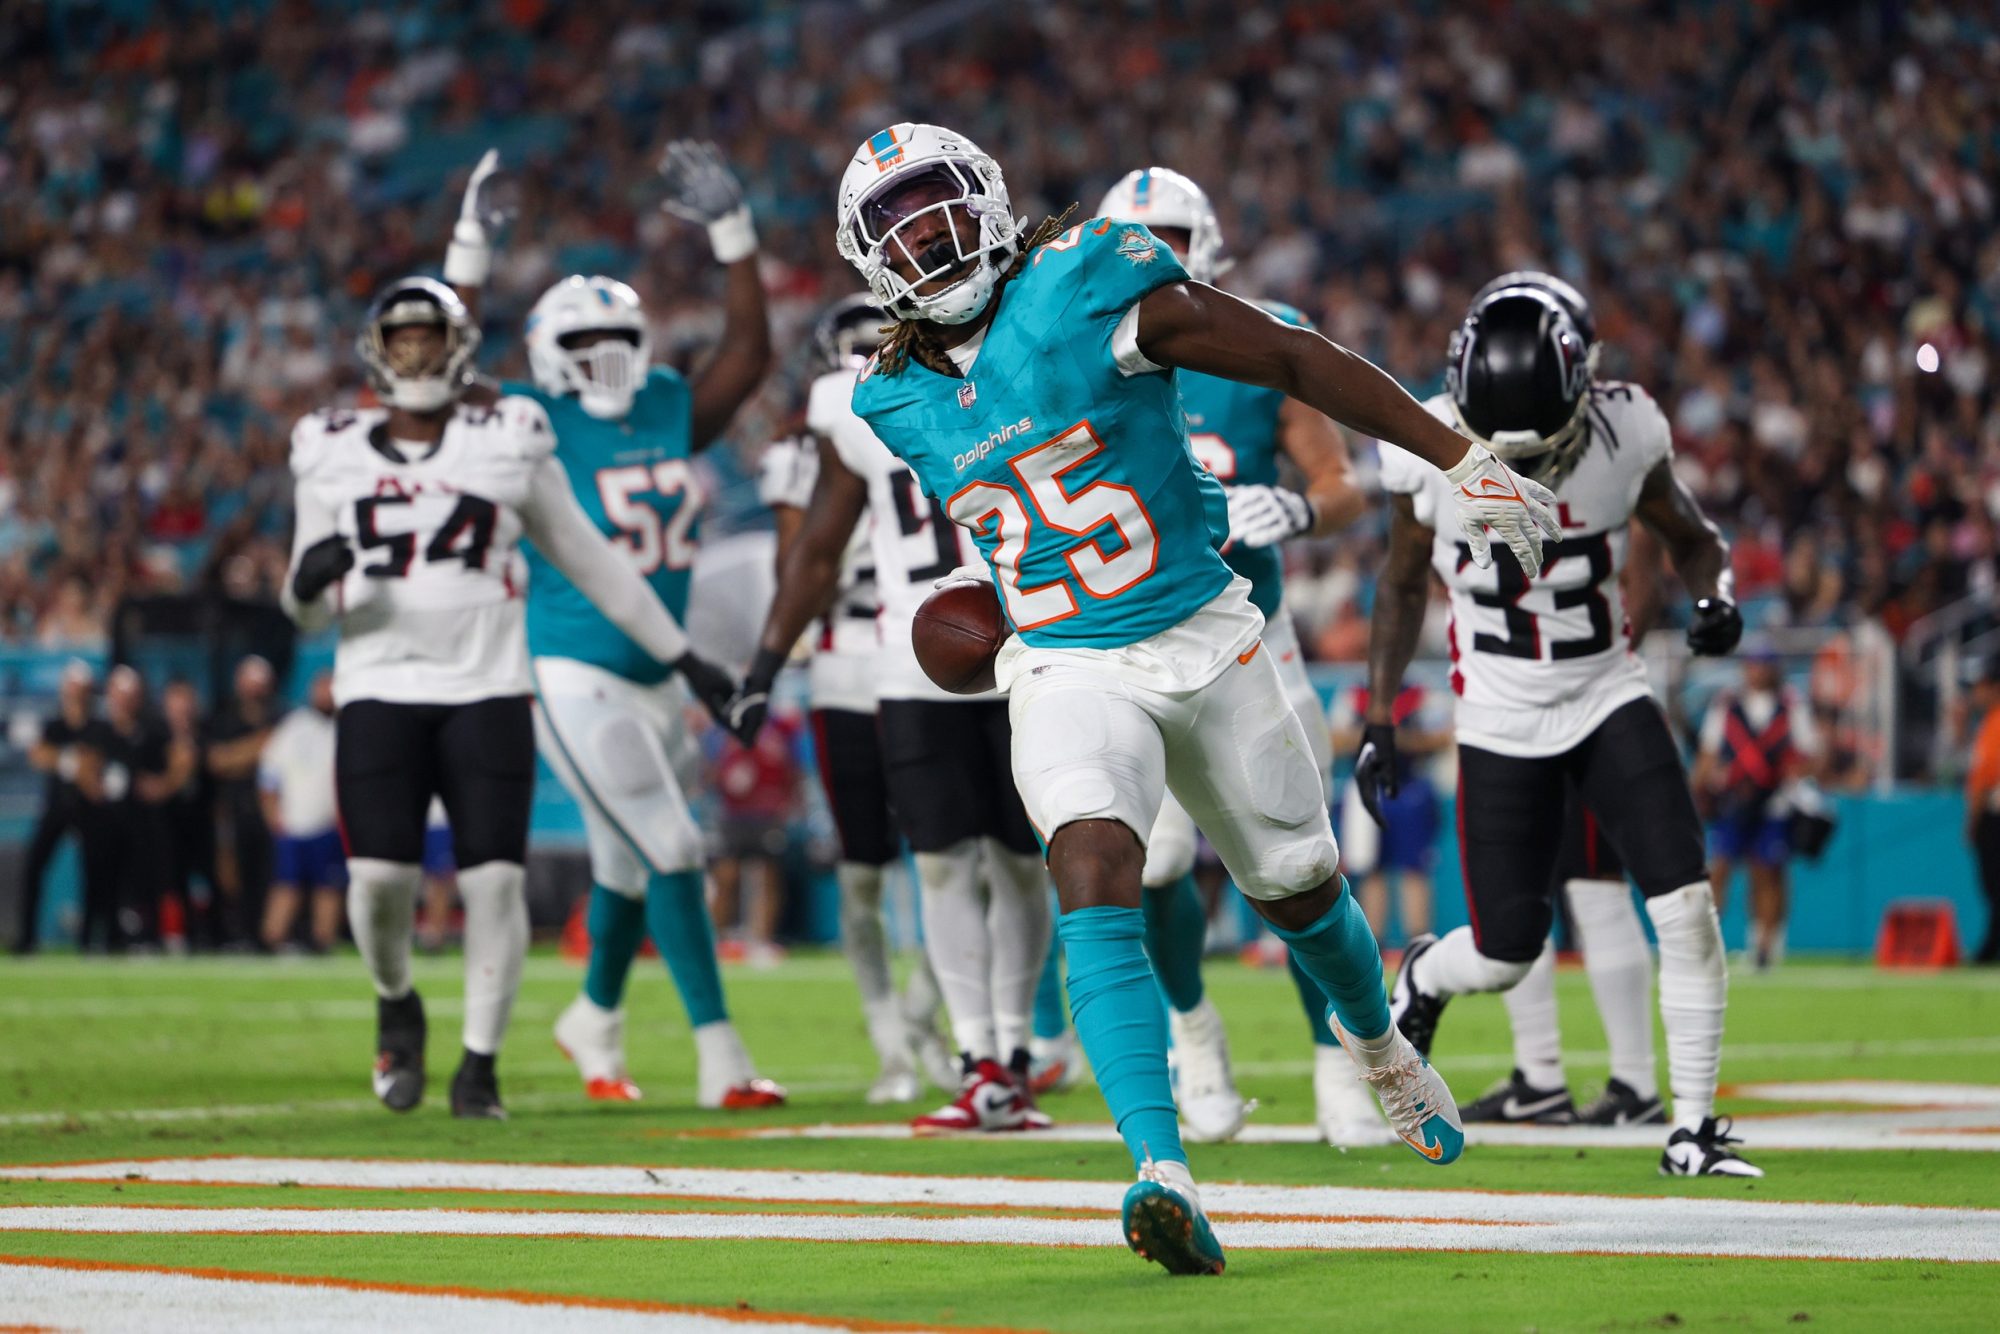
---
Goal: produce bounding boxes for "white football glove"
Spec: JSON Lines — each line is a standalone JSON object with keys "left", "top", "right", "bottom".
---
{"left": 932, "top": 564, "right": 992, "bottom": 592}
{"left": 443, "top": 148, "right": 504, "bottom": 287}
{"left": 1443, "top": 443, "right": 1563, "bottom": 577}
{"left": 659, "top": 140, "right": 757, "bottom": 263}
{"left": 1225, "top": 484, "right": 1315, "bottom": 549}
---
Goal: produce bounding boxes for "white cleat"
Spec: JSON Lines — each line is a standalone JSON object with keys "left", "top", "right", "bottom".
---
{"left": 694, "top": 1020, "right": 786, "bottom": 1110}
{"left": 1314, "top": 1042, "right": 1397, "bottom": 1147}
{"left": 553, "top": 994, "right": 640, "bottom": 1102}
{"left": 1170, "top": 997, "right": 1250, "bottom": 1144}
{"left": 1028, "top": 1029, "right": 1085, "bottom": 1095}
{"left": 1329, "top": 1012, "right": 1464, "bottom": 1165}
{"left": 866, "top": 1057, "right": 922, "bottom": 1105}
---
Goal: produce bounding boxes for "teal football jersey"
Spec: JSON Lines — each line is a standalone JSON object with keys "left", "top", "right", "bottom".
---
{"left": 853, "top": 220, "right": 1234, "bottom": 650}
{"left": 1181, "top": 299, "right": 1311, "bottom": 618}
{"left": 515, "top": 368, "right": 700, "bottom": 685}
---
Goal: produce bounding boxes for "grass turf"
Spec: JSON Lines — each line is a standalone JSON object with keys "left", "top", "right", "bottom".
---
{"left": 1, "top": 951, "right": 1996, "bottom": 1330}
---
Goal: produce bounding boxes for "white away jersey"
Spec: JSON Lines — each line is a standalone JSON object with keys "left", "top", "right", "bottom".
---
{"left": 1381, "top": 382, "right": 1674, "bottom": 757}
{"left": 287, "top": 398, "right": 550, "bottom": 707}
{"left": 758, "top": 433, "right": 880, "bottom": 713}
{"left": 807, "top": 367, "right": 987, "bottom": 703}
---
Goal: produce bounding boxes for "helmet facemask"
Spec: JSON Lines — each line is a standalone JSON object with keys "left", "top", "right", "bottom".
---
{"left": 843, "top": 161, "right": 1020, "bottom": 326}
{"left": 525, "top": 276, "right": 651, "bottom": 420}
{"left": 1445, "top": 288, "right": 1598, "bottom": 489}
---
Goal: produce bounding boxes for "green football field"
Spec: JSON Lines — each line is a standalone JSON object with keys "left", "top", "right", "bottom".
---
{"left": 2, "top": 950, "right": 1997, "bottom": 1331}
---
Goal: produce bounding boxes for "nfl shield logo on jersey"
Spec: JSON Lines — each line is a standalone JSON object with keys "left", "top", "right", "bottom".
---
{"left": 958, "top": 381, "right": 978, "bottom": 409}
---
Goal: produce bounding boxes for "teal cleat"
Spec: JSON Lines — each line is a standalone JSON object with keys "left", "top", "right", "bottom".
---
{"left": 1122, "top": 1164, "right": 1226, "bottom": 1276}
{"left": 1329, "top": 1010, "right": 1465, "bottom": 1166}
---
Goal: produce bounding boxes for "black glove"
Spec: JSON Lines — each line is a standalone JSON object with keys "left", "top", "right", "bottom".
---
{"left": 291, "top": 535, "right": 355, "bottom": 604}
{"left": 1687, "top": 597, "right": 1743, "bottom": 656}
{"left": 721, "top": 646, "right": 787, "bottom": 745}
{"left": 673, "top": 651, "right": 742, "bottom": 731}
{"left": 1353, "top": 722, "right": 1400, "bottom": 829}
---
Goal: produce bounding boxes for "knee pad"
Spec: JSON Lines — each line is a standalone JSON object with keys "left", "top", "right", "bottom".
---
{"left": 1141, "top": 803, "right": 1196, "bottom": 887}
{"left": 1471, "top": 950, "right": 1537, "bottom": 989}
{"left": 1645, "top": 881, "right": 1724, "bottom": 961}
{"left": 1240, "top": 831, "right": 1341, "bottom": 902}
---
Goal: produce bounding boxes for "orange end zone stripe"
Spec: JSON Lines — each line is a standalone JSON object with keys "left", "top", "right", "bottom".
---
{"left": 0, "top": 1252, "right": 1038, "bottom": 1332}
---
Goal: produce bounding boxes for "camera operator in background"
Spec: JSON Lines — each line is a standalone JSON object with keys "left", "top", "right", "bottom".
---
{"left": 14, "top": 661, "right": 105, "bottom": 955}
{"left": 1695, "top": 653, "right": 1822, "bottom": 971}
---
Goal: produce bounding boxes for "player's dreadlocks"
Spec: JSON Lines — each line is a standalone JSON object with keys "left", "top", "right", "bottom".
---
{"left": 875, "top": 206, "right": 1078, "bottom": 378}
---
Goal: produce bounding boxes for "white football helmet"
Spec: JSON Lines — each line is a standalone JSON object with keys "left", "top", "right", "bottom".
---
{"left": 526, "top": 275, "right": 651, "bottom": 420}
{"left": 835, "top": 123, "right": 1024, "bottom": 326}
{"left": 1096, "top": 167, "right": 1224, "bottom": 283}
{"left": 356, "top": 276, "right": 481, "bottom": 413}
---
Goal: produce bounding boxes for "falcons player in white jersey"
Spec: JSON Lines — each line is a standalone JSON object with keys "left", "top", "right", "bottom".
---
{"left": 1362, "top": 273, "right": 1761, "bottom": 1176}
{"left": 740, "top": 294, "right": 1055, "bottom": 1135}
{"left": 283, "top": 276, "right": 737, "bottom": 1119}
{"left": 757, "top": 297, "right": 956, "bottom": 1104}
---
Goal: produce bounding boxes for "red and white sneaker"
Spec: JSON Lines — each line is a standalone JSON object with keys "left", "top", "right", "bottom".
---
{"left": 913, "top": 1059, "right": 1053, "bottom": 1135}
{"left": 553, "top": 995, "right": 642, "bottom": 1103}
{"left": 695, "top": 1020, "right": 786, "bottom": 1110}
{"left": 714, "top": 1078, "right": 788, "bottom": 1110}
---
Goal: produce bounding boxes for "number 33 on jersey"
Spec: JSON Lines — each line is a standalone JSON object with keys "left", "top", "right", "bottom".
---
{"left": 852, "top": 218, "right": 1233, "bottom": 650}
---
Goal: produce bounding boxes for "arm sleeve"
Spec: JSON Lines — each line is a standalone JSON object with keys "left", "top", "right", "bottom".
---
{"left": 279, "top": 431, "right": 341, "bottom": 633}
{"left": 518, "top": 454, "right": 690, "bottom": 665}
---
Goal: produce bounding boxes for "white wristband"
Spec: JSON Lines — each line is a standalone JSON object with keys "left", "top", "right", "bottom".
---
{"left": 706, "top": 207, "right": 758, "bottom": 265}
{"left": 442, "top": 219, "right": 490, "bottom": 286}
{"left": 1441, "top": 441, "right": 1492, "bottom": 485}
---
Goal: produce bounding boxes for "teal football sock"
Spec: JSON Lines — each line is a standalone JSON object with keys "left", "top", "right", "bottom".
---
{"left": 582, "top": 885, "right": 646, "bottom": 1011}
{"left": 1062, "top": 905, "right": 1183, "bottom": 1169}
{"left": 647, "top": 869, "right": 727, "bottom": 1028}
{"left": 1286, "top": 949, "right": 1338, "bottom": 1047}
{"left": 1033, "top": 927, "right": 1068, "bottom": 1040}
{"left": 1268, "top": 877, "right": 1391, "bottom": 1042}
{"left": 1141, "top": 873, "right": 1207, "bottom": 1013}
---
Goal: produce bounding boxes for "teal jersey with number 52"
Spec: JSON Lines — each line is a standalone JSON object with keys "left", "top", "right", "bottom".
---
{"left": 852, "top": 219, "right": 1233, "bottom": 650}
{"left": 1180, "top": 298, "right": 1311, "bottom": 619}
{"left": 513, "top": 368, "right": 701, "bottom": 685}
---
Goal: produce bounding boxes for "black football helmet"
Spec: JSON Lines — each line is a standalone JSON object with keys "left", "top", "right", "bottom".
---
{"left": 1446, "top": 283, "right": 1595, "bottom": 488}
{"left": 813, "top": 292, "right": 888, "bottom": 371}
{"left": 1471, "top": 269, "right": 1597, "bottom": 353}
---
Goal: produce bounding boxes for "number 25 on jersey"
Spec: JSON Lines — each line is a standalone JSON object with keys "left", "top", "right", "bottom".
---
{"left": 945, "top": 421, "right": 1158, "bottom": 629}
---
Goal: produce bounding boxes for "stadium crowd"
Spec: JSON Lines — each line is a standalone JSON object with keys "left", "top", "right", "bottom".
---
{"left": 0, "top": 2, "right": 1994, "bottom": 697}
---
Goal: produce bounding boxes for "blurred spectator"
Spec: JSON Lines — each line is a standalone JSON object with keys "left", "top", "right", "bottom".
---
{"left": 416, "top": 798, "right": 458, "bottom": 954}
{"left": 156, "top": 678, "right": 214, "bottom": 952}
{"left": 206, "top": 655, "right": 278, "bottom": 945}
{"left": 13, "top": 659, "right": 103, "bottom": 953}
{"left": 710, "top": 711, "right": 801, "bottom": 967}
{"left": 0, "top": 0, "right": 1995, "bottom": 786}
{"left": 91, "top": 666, "right": 190, "bottom": 951}
{"left": 1694, "top": 653, "right": 1821, "bottom": 971}
{"left": 257, "top": 670, "right": 343, "bottom": 954}
{"left": 1330, "top": 683, "right": 1448, "bottom": 944}
{"left": 1967, "top": 660, "right": 2000, "bottom": 965}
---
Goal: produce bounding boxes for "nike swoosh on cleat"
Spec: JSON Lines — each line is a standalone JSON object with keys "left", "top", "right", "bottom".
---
{"left": 1403, "top": 1132, "right": 1445, "bottom": 1161}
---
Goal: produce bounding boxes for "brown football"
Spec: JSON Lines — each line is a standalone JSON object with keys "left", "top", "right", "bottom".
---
{"left": 912, "top": 580, "right": 1005, "bottom": 695}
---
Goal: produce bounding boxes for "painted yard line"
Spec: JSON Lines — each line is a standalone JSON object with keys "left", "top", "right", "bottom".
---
{"left": 1233, "top": 1034, "right": 2000, "bottom": 1079}
{"left": 10, "top": 1158, "right": 1998, "bottom": 1233}
{"left": 716, "top": 1112, "right": 2000, "bottom": 1151}
{"left": 0, "top": 1256, "right": 937, "bottom": 1333}
{"left": 2, "top": 1198, "right": 1995, "bottom": 1263}
{"left": 1728, "top": 1081, "right": 2000, "bottom": 1107}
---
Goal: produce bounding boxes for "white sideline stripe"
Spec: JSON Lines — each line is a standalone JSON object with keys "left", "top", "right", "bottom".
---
{"left": 1730, "top": 1081, "right": 2000, "bottom": 1107}
{"left": 0, "top": 1261, "right": 872, "bottom": 1333}
{"left": 1, "top": 1196, "right": 1995, "bottom": 1263}
{"left": 4, "top": 1159, "right": 1997, "bottom": 1264}
{"left": 1235, "top": 1034, "right": 2000, "bottom": 1079}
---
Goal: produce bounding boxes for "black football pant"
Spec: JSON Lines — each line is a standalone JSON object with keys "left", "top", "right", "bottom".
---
{"left": 1458, "top": 698, "right": 1706, "bottom": 962}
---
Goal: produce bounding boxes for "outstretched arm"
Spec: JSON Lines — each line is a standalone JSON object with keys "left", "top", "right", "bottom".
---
{"left": 657, "top": 141, "right": 772, "bottom": 448}
{"left": 1366, "top": 494, "right": 1436, "bottom": 725}
{"left": 1136, "top": 282, "right": 1560, "bottom": 574}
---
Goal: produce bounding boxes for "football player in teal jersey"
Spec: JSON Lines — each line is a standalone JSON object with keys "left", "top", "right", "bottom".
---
{"left": 1093, "top": 166, "right": 1391, "bottom": 1148}
{"left": 731, "top": 123, "right": 1559, "bottom": 1276}
{"left": 443, "top": 142, "right": 785, "bottom": 1111}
